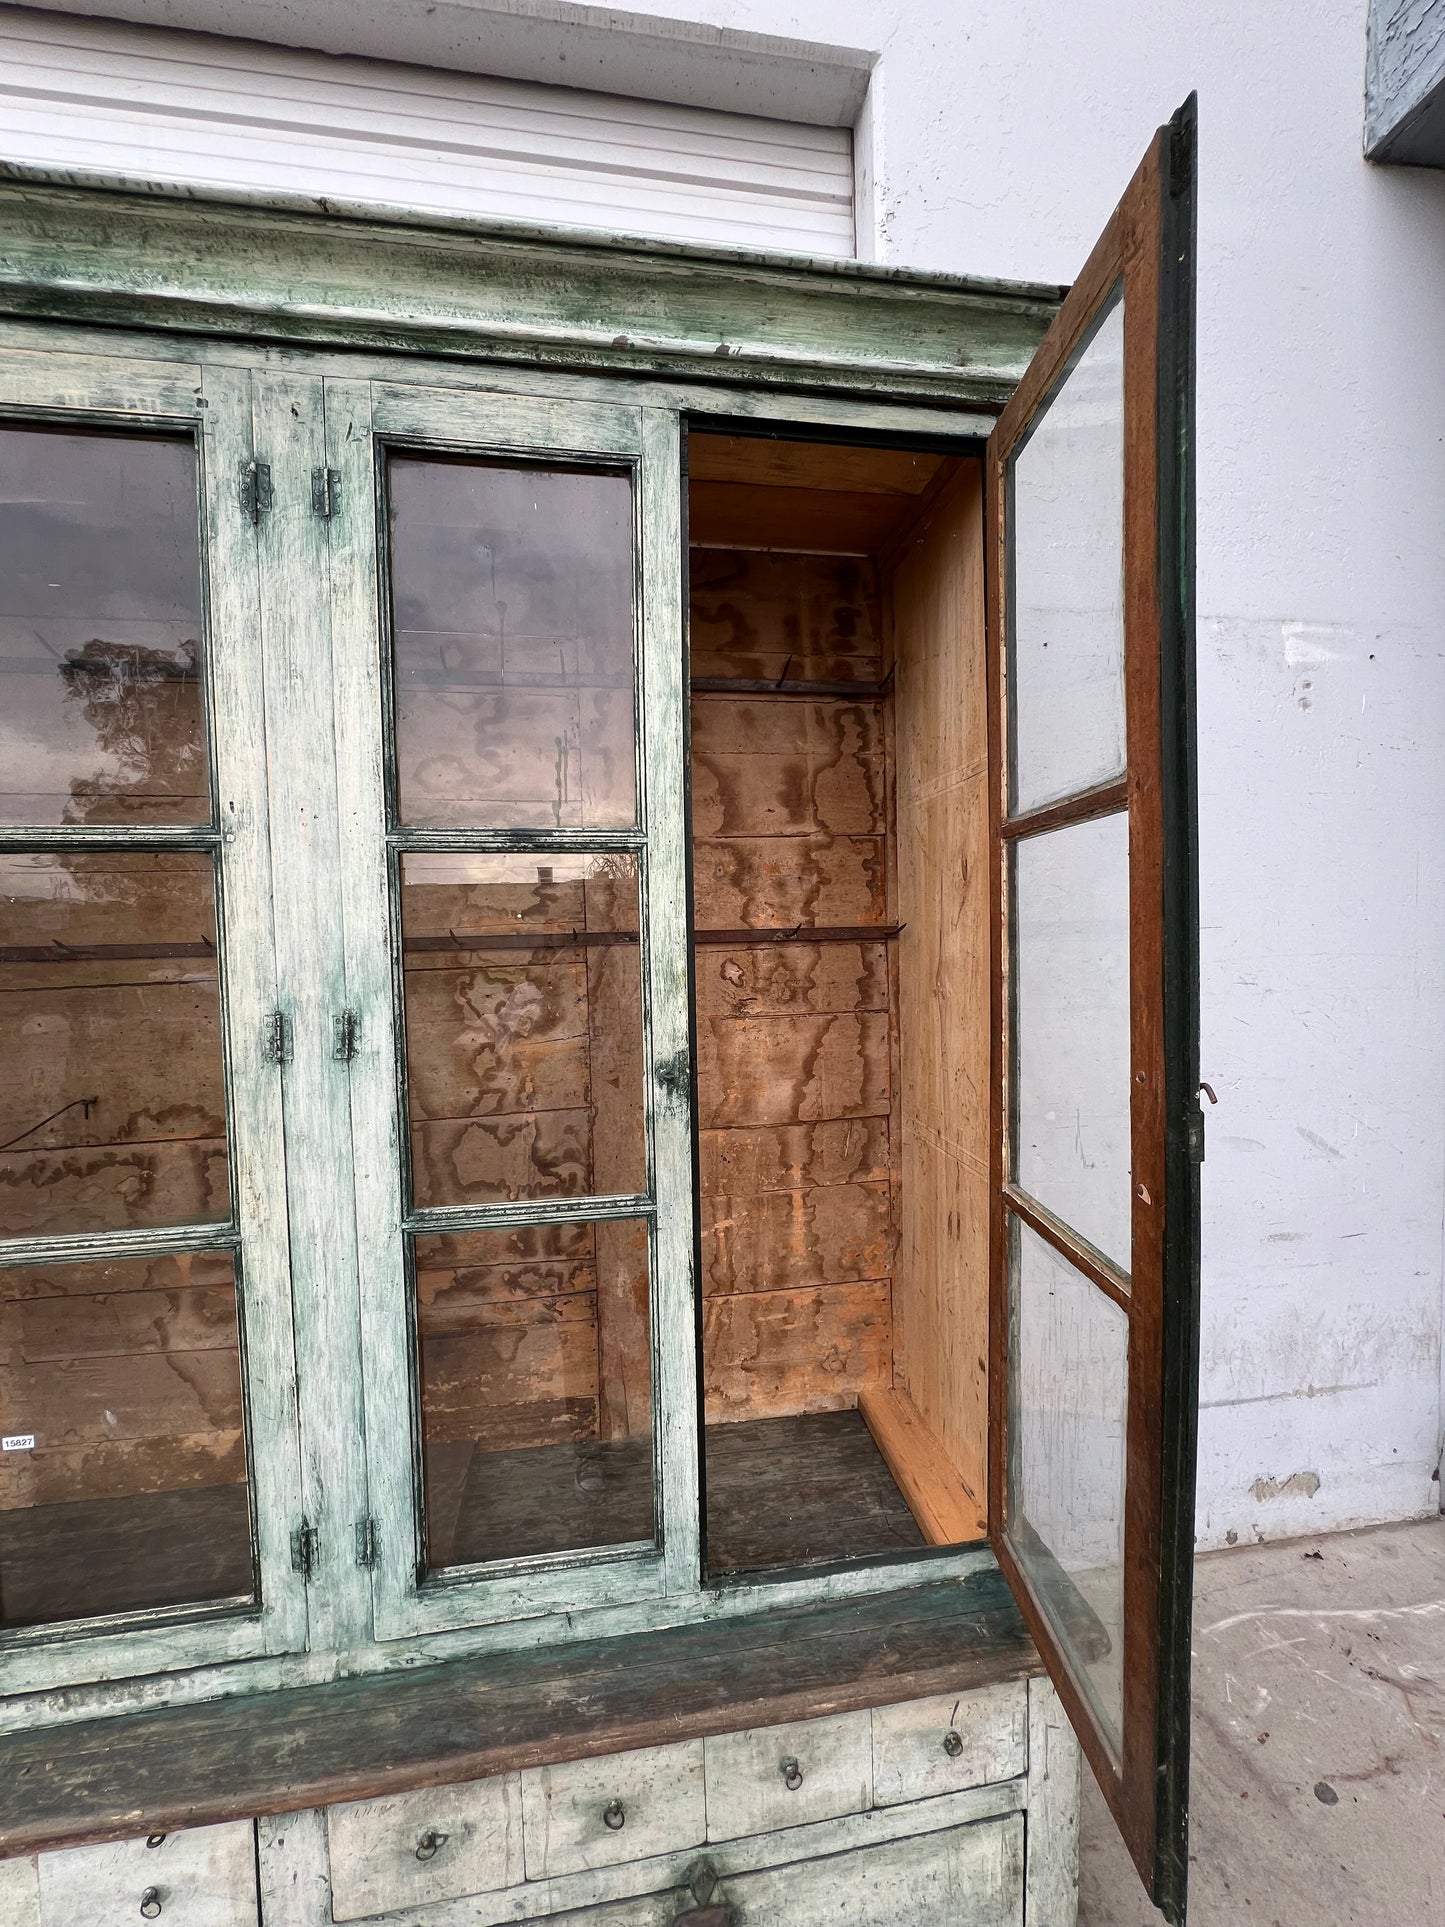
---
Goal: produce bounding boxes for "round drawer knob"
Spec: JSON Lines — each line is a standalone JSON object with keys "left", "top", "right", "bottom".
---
{"left": 780, "top": 1757, "right": 804, "bottom": 1792}
{"left": 603, "top": 1799, "right": 627, "bottom": 1831}
{"left": 139, "top": 1889, "right": 164, "bottom": 1920}
{"left": 942, "top": 1730, "right": 965, "bottom": 1759}
{"left": 415, "top": 1830, "right": 449, "bottom": 1862}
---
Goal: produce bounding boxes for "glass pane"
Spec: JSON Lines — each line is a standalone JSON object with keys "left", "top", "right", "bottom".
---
{"left": 1008, "top": 1218, "right": 1127, "bottom": 1750}
{"left": 388, "top": 455, "right": 636, "bottom": 830}
{"left": 416, "top": 1219, "right": 653, "bottom": 1569}
{"left": 1013, "top": 811, "right": 1131, "bottom": 1271}
{"left": 0, "top": 1249, "right": 253, "bottom": 1627}
{"left": 0, "top": 426, "right": 209, "bottom": 827}
{"left": 0, "top": 851, "right": 230, "bottom": 1238}
{"left": 401, "top": 852, "right": 644, "bottom": 1209}
{"left": 1010, "top": 292, "right": 1126, "bottom": 815}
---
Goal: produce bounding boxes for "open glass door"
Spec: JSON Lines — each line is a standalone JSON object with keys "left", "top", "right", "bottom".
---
{"left": 987, "top": 99, "right": 1199, "bottom": 1920}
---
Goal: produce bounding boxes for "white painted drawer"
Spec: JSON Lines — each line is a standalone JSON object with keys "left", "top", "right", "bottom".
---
{"left": 326, "top": 1774, "right": 524, "bottom": 1919}
{"left": 721, "top": 1814, "right": 1025, "bottom": 1927}
{"left": 521, "top": 1741, "right": 705, "bottom": 1879}
{"left": 35, "top": 1822, "right": 257, "bottom": 1927}
{"left": 704, "top": 1710, "right": 872, "bottom": 1841}
{"left": 871, "top": 1682, "right": 1028, "bottom": 1806}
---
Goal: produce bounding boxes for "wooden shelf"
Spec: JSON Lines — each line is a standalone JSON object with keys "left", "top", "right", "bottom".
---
{"left": 0, "top": 1566, "right": 1038, "bottom": 1858}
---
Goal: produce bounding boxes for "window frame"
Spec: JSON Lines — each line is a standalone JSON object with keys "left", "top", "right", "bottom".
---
{"left": 0, "top": 353, "right": 310, "bottom": 1695}
{"left": 322, "top": 379, "right": 699, "bottom": 1641}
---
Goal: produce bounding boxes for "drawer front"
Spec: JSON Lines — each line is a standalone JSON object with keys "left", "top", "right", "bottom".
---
{"left": 723, "top": 1815, "right": 1025, "bottom": 1927}
{"left": 521, "top": 1741, "right": 705, "bottom": 1880}
{"left": 36, "top": 1822, "right": 257, "bottom": 1927}
{"left": 326, "top": 1773, "right": 524, "bottom": 1919}
{"left": 871, "top": 1682, "right": 1028, "bottom": 1806}
{"left": 0, "top": 1856, "right": 40, "bottom": 1927}
{"left": 704, "top": 1710, "right": 872, "bottom": 1841}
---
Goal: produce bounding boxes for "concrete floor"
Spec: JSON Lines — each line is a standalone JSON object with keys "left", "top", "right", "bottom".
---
{"left": 1078, "top": 1515, "right": 1445, "bottom": 1925}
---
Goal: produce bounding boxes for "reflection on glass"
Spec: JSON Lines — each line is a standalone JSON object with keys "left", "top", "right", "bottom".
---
{"left": 1010, "top": 293, "right": 1126, "bottom": 815}
{"left": 0, "top": 426, "right": 209, "bottom": 827}
{"left": 416, "top": 1220, "right": 653, "bottom": 1570}
{"left": 1013, "top": 811, "right": 1131, "bottom": 1271}
{"left": 388, "top": 456, "right": 636, "bottom": 830}
{"left": 1008, "top": 1219, "right": 1127, "bottom": 1749}
{"left": 0, "top": 852, "right": 230, "bottom": 1238}
{"left": 400, "top": 852, "right": 644, "bottom": 1209}
{"left": 0, "top": 1249, "right": 253, "bottom": 1627}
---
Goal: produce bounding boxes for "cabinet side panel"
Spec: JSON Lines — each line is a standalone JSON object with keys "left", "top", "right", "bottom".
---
{"left": 889, "top": 461, "right": 990, "bottom": 1538}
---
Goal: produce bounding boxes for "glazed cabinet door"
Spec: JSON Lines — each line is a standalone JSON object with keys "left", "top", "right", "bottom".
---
{"left": 986, "top": 100, "right": 1199, "bottom": 1920}
{"left": 0, "top": 349, "right": 308, "bottom": 1691}
{"left": 320, "top": 379, "right": 697, "bottom": 1637}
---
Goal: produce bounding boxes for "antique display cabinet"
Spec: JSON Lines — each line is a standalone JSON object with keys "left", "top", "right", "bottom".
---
{"left": 0, "top": 98, "right": 1200, "bottom": 1927}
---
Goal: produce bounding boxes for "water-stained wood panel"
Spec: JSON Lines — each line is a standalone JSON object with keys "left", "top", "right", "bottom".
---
{"left": 691, "top": 536, "right": 901, "bottom": 1467}
{"left": 703, "top": 1281, "right": 892, "bottom": 1422}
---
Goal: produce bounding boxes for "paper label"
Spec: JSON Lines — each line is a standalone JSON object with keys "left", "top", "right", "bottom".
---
{"left": 2, "top": 1434, "right": 35, "bottom": 1451}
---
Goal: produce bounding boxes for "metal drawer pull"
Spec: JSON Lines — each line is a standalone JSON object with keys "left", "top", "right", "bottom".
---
{"left": 145, "top": 1834, "right": 167, "bottom": 1850}
{"left": 139, "top": 1890, "right": 163, "bottom": 1920}
{"left": 942, "top": 1729, "right": 965, "bottom": 1758}
{"left": 414, "top": 1830, "right": 448, "bottom": 1861}
{"left": 602, "top": 1799, "right": 627, "bottom": 1831}
{"left": 779, "top": 1756, "right": 804, "bottom": 1791}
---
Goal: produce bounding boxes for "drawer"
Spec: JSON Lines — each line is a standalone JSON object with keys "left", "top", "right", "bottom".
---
{"left": 36, "top": 1822, "right": 257, "bottom": 1927}
{"left": 521, "top": 1741, "right": 705, "bottom": 1880}
{"left": 871, "top": 1682, "right": 1028, "bottom": 1807}
{"left": 722, "top": 1814, "right": 1025, "bottom": 1927}
{"left": 0, "top": 1856, "right": 40, "bottom": 1927}
{"left": 326, "top": 1773, "right": 524, "bottom": 1919}
{"left": 704, "top": 1710, "right": 871, "bottom": 1841}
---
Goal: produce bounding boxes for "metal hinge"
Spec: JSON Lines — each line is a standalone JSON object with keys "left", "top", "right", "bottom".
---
{"left": 291, "top": 1519, "right": 320, "bottom": 1580}
{"left": 240, "top": 459, "right": 273, "bottom": 524}
{"left": 333, "top": 1009, "right": 360, "bottom": 1062}
{"left": 355, "top": 1517, "right": 380, "bottom": 1569}
{"left": 1188, "top": 1081, "right": 1217, "bottom": 1165}
{"left": 263, "top": 1010, "right": 292, "bottom": 1066}
{"left": 311, "top": 466, "right": 342, "bottom": 519}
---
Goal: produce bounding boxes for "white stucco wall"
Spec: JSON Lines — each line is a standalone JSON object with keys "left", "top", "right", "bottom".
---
{"left": 605, "top": 0, "right": 1445, "bottom": 1550}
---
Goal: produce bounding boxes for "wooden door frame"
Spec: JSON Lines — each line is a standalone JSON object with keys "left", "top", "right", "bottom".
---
{"left": 985, "top": 99, "right": 1198, "bottom": 1920}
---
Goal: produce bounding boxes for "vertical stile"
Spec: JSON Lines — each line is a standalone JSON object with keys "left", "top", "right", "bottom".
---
{"left": 250, "top": 373, "right": 372, "bottom": 1653}
{"left": 197, "top": 362, "right": 309, "bottom": 1653}
{"left": 322, "top": 378, "right": 420, "bottom": 1637}
{"left": 637, "top": 409, "right": 701, "bottom": 1595}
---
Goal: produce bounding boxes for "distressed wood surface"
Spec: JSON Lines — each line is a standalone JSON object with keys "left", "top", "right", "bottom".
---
{"left": 34, "top": 1819, "right": 258, "bottom": 1927}
{"left": 703, "top": 1709, "right": 871, "bottom": 1840}
{"left": 713, "top": 1814, "right": 1025, "bottom": 1927}
{"left": 870, "top": 1682, "right": 1027, "bottom": 1808}
{"left": 689, "top": 547, "right": 883, "bottom": 688}
{"left": 0, "top": 1571, "right": 1040, "bottom": 1856}
{"left": 703, "top": 1411, "right": 922, "bottom": 1573}
{"left": 521, "top": 1740, "right": 706, "bottom": 1880}
{"left": 703, "top": 1281, "right": 891, "bottom": 1422}
{"left": 327, "top": 1773, "right": 524, "bottom": 1921}
{"left": 1024, "top": 1678, "right": 1080, "bottom": 1927}
{"left": 0, "top": 174, "right": 1061, "bottom": 406}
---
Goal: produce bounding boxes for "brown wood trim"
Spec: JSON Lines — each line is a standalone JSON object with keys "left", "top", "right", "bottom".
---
{"left": 999, "top": 776, "right": 1128, "bottom": 843}
{"left": 986, "top": 108, "right": 1187, "bottom": 1908}
{"left": 1002, "top": 1187, "right": 1132, "bottom": 1313}
{"left": 857, "top": 1388, "right": 987, "bottom": 1545}
{"left": 0, "top": 1571, "right": 1039, "bottom": 1860}
{"left": 695, "top": 924, "right": 902, "bottom": 947}
{"left": 691, "top": 676, "right": 893, "bottom": 700}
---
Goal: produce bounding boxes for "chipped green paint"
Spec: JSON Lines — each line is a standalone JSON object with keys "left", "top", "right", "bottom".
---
{"left": 0, "top": 166, "right": 1062, "bottom": 407}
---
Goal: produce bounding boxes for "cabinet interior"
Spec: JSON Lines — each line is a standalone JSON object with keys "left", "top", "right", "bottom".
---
{"left": 688, "top": 433, "right": 992, "bottom": 1575}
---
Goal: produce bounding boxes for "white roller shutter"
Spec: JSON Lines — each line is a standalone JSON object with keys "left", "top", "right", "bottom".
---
{"left": 0, "top": 7, "right": 855, "bottom": 256}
